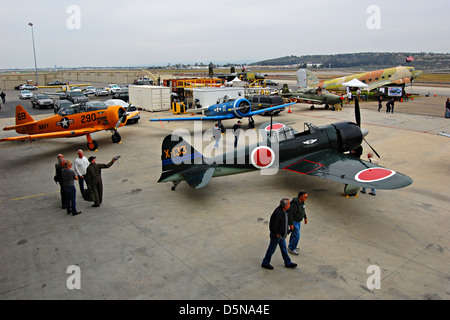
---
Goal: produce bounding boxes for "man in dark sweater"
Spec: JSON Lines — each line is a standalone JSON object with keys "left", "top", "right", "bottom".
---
{"left": 261, "top": 198, "right": 298, "bottom": 270}
{"left": 287, "top": 191, "right": 308, "bottom": 255}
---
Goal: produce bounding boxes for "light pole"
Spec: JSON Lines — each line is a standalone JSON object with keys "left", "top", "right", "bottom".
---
{"left": 28, "top": 22, "right": 38, "bottom": 85}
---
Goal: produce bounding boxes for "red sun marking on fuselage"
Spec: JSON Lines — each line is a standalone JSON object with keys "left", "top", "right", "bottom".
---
{"left": 251, "top": 146, "right": 275, "bottom": 169}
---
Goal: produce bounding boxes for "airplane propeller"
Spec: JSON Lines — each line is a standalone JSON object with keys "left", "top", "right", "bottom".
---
{"left": 114, "top": 107, "right": 127, "bottom": 130}
{"left": 354, "top": 98, "right": 381, "bottom": 158}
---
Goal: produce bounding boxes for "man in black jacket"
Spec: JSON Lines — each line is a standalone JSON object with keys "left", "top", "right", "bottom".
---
{"left": 261, "top": 198, "right": 298, "bottom": 270}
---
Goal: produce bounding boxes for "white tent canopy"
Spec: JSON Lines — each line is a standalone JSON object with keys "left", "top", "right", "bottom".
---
{"left": 226, "top": 77, "right": 245, "bottom": 87}
{"left": 342, "top": 78, "right": 369, "bottom": 89}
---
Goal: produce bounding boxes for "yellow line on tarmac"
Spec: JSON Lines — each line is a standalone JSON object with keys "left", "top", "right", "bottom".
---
{"left": 0, "top": 191, "right": 58, "bottom": 203}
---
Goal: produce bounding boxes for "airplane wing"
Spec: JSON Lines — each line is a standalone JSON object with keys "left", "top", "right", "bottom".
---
{"left": 281, "top": 149, "right": 412, "bottom": 190}
{"left": 367, "top": 80, "right": 392, "bottom": 91}
{"left": 0, "top": 128, "right": 98, "bottom": 142}
{"left": 150, "top": 114, "right": 234, "bottom": 122}
{"left": 150, "top": 102, "right": 295, "bottom": 122}
{"left": 246, "top": 102, "right": 295, "bottom": 116}
{"left": 41, "top": 91, "right": 65, "bottom": 96}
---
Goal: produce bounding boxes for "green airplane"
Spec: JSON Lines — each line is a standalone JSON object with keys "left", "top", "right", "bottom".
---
{"left": 158, "top": 98, "right": 412, "bottom": 194}
{"left": 279, "top": 69, "right": 345, "bottom": 110}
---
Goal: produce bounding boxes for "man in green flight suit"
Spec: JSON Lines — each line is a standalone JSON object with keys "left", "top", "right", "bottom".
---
{"left": 85, "top": 156, "right": 116, "bottom": 207}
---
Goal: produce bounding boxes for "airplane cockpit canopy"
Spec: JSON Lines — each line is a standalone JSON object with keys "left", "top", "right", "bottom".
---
{"left": 267, "top": 125, "right": 297, "bottom": 143}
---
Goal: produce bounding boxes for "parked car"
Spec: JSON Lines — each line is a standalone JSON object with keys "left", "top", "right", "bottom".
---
{"left": 134, "top": 77, "right": 153, "bottom": 85}
{"left": 104, "top": 99, "right": 140, "bottom": 124}
{"left": 19, "top": 90, "right": 33, "bottom": 99}
{"left": 95, "top": 88, "right": 109, "bottom": 96}
{"left": 65, "top": 91, "right": 88, "bottom": 104}
{"left": 84, "top": 101, "right": 108, "bottom": 111}
{"left": 46, "top": 80, "right": 67, "bottom": 86}
{"left": 265, "top": 79, "right": 278, "bottom": 86}
{"left": 112, "top": 91, "right": 129, "bottom": 102}
{"left": 54, "top": 99, "right": 73, "bottom": 114}
{"left": 68, "top": 86, "right": 82, "bottom": 92}
{"left": 107, "top": 84, "right": 122, "bottom": 94}
{"left": 19, "top": 84, "right": 38, "bottom": 91}
{"left": 31, "top": 94, "right": 54, "bottom": 109}
{"left": 83, "top": 86, "right": 96, "bottom": 95}
{"left": 250, "top": 95, "right": 286, "bottom": 115}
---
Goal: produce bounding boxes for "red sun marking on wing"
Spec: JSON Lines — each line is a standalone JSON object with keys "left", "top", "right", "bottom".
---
{"left": 355, "top": 168, "right": 396, "bottom": 183}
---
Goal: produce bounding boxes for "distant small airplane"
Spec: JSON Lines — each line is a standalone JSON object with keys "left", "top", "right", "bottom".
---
{"left": 1, "top": 103, "right": 139, "bottom": 150}
{"left": 157, "top": 98, "right": 413, "bottom": 194}
{"left": 150, "top": 98, "right": 295, "bottom": 129}
{"left": 279, "top": 69, "right": 344, "bottom": 110}
{"left": 307, "top": 66, "right": 422, "bottom": 91}
{"left": 208, "top": 63, "right": 265, "bottom": 83}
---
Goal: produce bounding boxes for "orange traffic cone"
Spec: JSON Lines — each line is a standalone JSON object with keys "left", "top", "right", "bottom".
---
{"left": 288, "top": 106, "right": 292, "bottom": 113}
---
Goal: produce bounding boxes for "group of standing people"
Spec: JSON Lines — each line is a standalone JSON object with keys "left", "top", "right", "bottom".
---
{"left": 377, "top": 96, "right": 395, "bottom": 113}
{"left": 261, "top": 190, "right": 308, "bottom": 270}
{"left": 212, "top": 120, "right": 242, "bottom": 150}
{"left": 54, "top": 150, "right": 117, "bottom": 215}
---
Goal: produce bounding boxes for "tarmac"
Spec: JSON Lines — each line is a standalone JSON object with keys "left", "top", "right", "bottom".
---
{"left": 0, "top": 88, "right": 449, "bottom": 300}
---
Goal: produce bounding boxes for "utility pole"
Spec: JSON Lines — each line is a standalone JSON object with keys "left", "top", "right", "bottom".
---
{"left": 28, "top": 22, "right": 38, "bottom": 85}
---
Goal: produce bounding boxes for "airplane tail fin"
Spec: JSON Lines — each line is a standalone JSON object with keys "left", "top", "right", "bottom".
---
{"left": 3, "top": 105, "right": 36, "bottom": 131}
{"left": 296, "top": 69, "right": 307, "bottom": 89}
{"left": 297, "top": 69, "right": 320, "bottom": 88}
{"left": 160, "top": 134, "right": 214, "bottom": 189}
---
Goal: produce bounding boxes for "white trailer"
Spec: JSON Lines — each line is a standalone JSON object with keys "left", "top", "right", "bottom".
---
{"left": 128, "top": 85, "right": 171, "bottom": 112}
{"left": 190, "top": 87, "right": 245, "bottom": 110}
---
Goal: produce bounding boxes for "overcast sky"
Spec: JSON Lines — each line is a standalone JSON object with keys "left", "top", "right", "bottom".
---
{"left": 1, "top": 0, "right": 449, "bottom": 69}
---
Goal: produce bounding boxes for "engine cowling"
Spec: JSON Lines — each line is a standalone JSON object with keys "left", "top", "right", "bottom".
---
{"left": 232, "top": 99, "right": 251, "bottom": 118}
{"left": 332, "top": 121, "right": 363, "bottom": 152}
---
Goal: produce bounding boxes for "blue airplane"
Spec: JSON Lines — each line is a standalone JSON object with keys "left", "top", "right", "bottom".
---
{"left": 149, "top": 98, "right": 295, "bottom": 129}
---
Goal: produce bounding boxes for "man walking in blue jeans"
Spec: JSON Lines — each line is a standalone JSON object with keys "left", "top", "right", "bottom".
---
{"left": 287, "top": 191, "right": 308, "bottom": 255}
{"left": 261, "top": 198, "right": 298, "bottom": 270}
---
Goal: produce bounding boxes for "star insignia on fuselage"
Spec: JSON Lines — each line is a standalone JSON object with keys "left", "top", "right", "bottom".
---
{"left": 57, "top": 117, "right": 74, "bottom": 129}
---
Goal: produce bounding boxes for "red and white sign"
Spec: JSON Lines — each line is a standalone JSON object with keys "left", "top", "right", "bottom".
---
{"left": 251, "top": 146, "right": 275, "bottom": 169}
{"left": 355, "top": 168, "right": 396, "bottom": 183}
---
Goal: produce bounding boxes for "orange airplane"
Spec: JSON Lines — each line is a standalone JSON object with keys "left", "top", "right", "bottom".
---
{"left": 1, "top": 103, "right": 140, "bottom": 150}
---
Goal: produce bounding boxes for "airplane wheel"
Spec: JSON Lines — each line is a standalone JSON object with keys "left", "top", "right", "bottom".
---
{"left": 310, "top": 105, "right": 315, "bottom": 110}
{"left": 111, "top": 131, "right": 122, "bottom": 143}
{"left": 331, "top": 106, "right": 336, "bottom": 111}
{"left": 87, "top": 140, "right": 98, "bottom": 151}
{"left": 325, "top": 104, "right": 329, "bottom": 110}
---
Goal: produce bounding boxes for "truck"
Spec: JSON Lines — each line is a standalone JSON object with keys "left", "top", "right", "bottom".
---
{"left": 128, "top": 85, "right": 171, "bottom": 112}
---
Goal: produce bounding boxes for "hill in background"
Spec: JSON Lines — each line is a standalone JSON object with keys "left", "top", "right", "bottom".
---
{"left": 251, "top": 52, "right": 450, "bottom": 70}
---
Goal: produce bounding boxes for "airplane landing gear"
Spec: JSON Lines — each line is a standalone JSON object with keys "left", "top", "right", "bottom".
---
{"left": 310, "top": 105, "right": 315, "bottom": 110}
{"left": 111, "top": 131, "right": 122, "bottom": 143}
{"left": 248, "top": 117, "right": 255, "bottom": 129}
{"left": 171, "top": 181, "right": 181, "bottom": 191}
{"left": 86, "top": 134, "right": 98, "bottom": 151}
